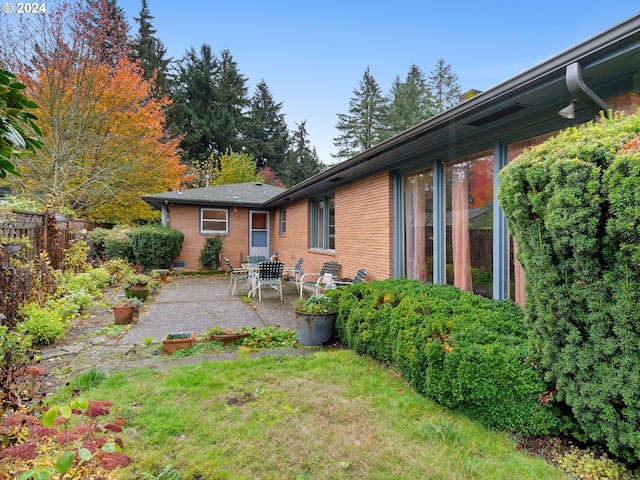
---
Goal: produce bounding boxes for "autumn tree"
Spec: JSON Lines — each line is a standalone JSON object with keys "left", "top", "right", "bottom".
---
{"left": 0, "top": 0, "right": 185, "bottom": 223}
{"left": 214, "top": 152, "right": 261, "bottom": 186}
{"left": 333, "top": 67, "right": 388, "bottom": 160}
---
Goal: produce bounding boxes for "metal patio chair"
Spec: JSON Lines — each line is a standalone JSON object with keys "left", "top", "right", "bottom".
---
{"left": 253, "top": 261, "right": 285, "bottom": 301}
{"left": 246, "top": 255, "right": 268, "bottom": 265}
{"left": 223, "top": 257, "right": 251, "bottom": 295}
{"left": 298, "top": 261, "right": 341, "bottom": 298}
{"left": 285, "top": 257, "right": 305, "bottom": 287}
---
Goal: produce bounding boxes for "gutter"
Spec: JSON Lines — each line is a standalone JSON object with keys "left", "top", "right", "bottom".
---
{"left": 565, "top": 62, "right": 610, "bottom": 115}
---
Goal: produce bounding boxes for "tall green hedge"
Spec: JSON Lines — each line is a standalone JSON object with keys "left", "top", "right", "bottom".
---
{"left": 329, "top": 279, "right": 563, "bottom": 436}
{"left": 498, "top": 111, "right": 640, "bottom": 461}
{"left": 128, "top": 224, "right": 184, "bottom": 271}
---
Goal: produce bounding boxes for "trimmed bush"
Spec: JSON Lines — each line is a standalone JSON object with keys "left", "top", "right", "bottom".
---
{"left": 129, "top": 224, "right": 184, "bottom": 271}
{"left": 329, "top": 278, "right": 563, "bottom": 436}
{"left": 498, "top": 111, "right": 640, "bottom": 461}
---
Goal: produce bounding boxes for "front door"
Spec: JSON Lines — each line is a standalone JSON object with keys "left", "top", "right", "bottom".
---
{"left": 249, "top": 211, "right": 270, "bottom": 258}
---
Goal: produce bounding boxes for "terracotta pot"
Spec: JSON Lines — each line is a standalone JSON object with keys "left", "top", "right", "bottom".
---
{"left": 113, "top": 304, "right": 135, "bottom": 325}
{"left": 162, "top": 332, "right": 195, "bottom": 354}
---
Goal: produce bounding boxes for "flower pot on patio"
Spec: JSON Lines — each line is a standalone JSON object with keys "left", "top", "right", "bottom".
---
{"left": 113, "top": 304, "right": 135, "bottom": 325}
{"left": 162, "top": 332, "right": 196, "bottom": 354}
{"left": 294, "top": 311, "right": 337, "bottom": 346}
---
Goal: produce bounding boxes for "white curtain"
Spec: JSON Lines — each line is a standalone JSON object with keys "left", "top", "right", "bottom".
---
{"left": 404, "top": 174, "right": 426, "bottom": 281}
{"left": 452, "top": 165, "right": 472, "bottom": 292}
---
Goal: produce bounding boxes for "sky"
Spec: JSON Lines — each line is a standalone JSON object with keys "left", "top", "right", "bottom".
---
{"left": 115, "top": 0, "right": 639, "bottom": 165}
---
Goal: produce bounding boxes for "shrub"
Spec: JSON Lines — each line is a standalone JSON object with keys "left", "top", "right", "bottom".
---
{"left": 17, "top": 303, "right": 69, "bottom": 345}
{"left": 329, "top": 278, "right": 563, "bottom": 436}
{"left": 200, "top": 236, "right": 223, "bottom": 270}
{"left": 101, "top": 225, "right": 135, "bottom": 263}
{"left": 498, "top": 111, "right": 640, "bottom": 461}
{"left": 61, "top": 235, "right": 92, "bottom": 273}
{"left": 101, "top": 257, "right": 136, "bottom": 285}
{"left": 129, "top": 224, "right": 184, "bottom": 271}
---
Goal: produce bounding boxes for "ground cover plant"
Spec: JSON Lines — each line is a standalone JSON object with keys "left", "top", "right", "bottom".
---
{"left": 498, "top": 112, "right": 640, "bottom": 462}
{"left": 60, "top": 350, "right": 568, "bottom": 479}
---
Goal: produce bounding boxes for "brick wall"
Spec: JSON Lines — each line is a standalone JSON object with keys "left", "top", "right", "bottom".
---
{"left": 606, "top": 91, "right": 640, "bottom": 114}
{"left": 169, "top": 204, "right": 252, "bottom": 270}
{"left": 273, "top": 172, "right": 393, "bottom": 281}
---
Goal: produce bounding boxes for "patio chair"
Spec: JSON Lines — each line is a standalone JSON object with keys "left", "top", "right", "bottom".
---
{"left": 223, "top": 257, "right": 251, "bottom": 295}
{"left": 285, "top": 257, "right": 304, "bottom": 286}
{"left": 246, "top": 255, "right": 268, "bottom": 266}
{"left": 254, "top": 261, "right": 285, "bottom": 301}
{"left": 298, "top": 261, "right": 341, "bottom": 298}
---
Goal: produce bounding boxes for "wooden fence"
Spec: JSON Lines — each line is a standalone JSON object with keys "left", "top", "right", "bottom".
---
{"left": 0, "top": 212, "right": 93, "bottom": 268}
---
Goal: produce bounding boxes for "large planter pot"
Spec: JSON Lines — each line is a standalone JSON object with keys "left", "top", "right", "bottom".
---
{"left": 113, "top": 304, "right": 135, "bottom": 325}
{"left": 125, "top": 283, "right": 150, "bottom": 300}
{"left": 162, "top": 332, "right": 195, "bottom": 354}
{"left": 294, "top": 311, "right": 336, "bottom": 346}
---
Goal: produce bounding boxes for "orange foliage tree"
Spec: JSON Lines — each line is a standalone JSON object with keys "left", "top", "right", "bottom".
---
{"left": 0, "top": 0, "right": 185, "bottom": 223}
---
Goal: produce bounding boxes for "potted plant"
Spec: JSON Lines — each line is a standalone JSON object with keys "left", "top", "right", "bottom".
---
{"left": 112, "top": 297, "right": 143, "bottom": 325}
{"left": 123, "top": 273, "right": 151, "bottom": 300}
{"left": 162, "top": 332, "right": 196, "bottom": 354}
{"left": 205, "top": 326, "right": 250, "bottom": 345}
{"left": 292, "top": 295, "right": 337, "bottom": 346}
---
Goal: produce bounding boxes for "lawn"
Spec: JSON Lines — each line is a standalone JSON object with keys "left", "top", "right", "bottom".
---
{"left": 74, "top": 349, "right": 569, "bottom": 479}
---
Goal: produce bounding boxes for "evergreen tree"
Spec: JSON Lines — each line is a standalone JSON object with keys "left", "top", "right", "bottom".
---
{"left": 214, "top": 49, "right": 249, "bottom": 155}
{"left": 285, "top": 121, "right": 325, "bottom": 186}
{"left": 245, "top": 80, "right": 289, "bottom": 172}
{"left": 384, "top": 64, "right": 434, "bottom": 140}
{"left": 83, "top": 0, "right": 131, "bottom": 66}
{"left": 167, "top": 44, "right": 220, "bottom": 163}
{"left": 333, "top": 67, "right": 388, "bottom": 161}
{"left": 427, "top": 57, "right": 462, "bottom": 113}
{"left": 134, "top": 0, "right": 171, "bottom": 97}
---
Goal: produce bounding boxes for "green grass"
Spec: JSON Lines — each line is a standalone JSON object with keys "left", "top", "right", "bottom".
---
{"left": 75, "top": 350, "right": 569, "bottom": 480}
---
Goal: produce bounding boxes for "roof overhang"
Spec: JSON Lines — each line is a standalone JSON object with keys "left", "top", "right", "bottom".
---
{"left": 267, "top": 14, "right": 640, "bottom": 207}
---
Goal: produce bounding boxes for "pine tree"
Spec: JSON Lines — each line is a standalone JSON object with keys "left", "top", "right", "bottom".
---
{"left": 285, "top": 121, "right": 325, "bottom": 186}
{"left": 384, "top": 64, "right": 434, "bottom": 140}
{"left": 333, "top": 67, "right": 388, "bottom": 161}
{"left": 245, "top": 80, "right": 290, "bottom": 173}
{"left": 427, "top": 57, "right": 462, "bottom": 113}
{"left": 167, "top": 44, "right": 220, "bottom": 163}
{"left": 134, "top": 0, "right": 171, "bottom": 97}
{"left": 215, "top": 50, "right": 249, "bottom": 155}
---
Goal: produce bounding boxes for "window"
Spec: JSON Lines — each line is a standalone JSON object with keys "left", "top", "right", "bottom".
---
{"left": 445, "top": 153, "right": 493, "bottom": 298}
{"left": 201, "top": 208, "right": 228, "bottom": 233}
{"left": 280, "top": 208, "right": 287, "bottom": 235}
{"left": 403, "top": 169, "right": 434, "bottom": 282}
{"left": 310, "top": 195, "right": 335, "bottom": 250}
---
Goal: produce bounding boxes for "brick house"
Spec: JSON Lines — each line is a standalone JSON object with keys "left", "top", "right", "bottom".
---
{"left": 143, "top": 14, "right": 640, "bottom": 304}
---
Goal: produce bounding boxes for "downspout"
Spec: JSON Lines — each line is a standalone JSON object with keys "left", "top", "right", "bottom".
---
{"left": 565, "top": 62, "right": 610, "bottom": 115}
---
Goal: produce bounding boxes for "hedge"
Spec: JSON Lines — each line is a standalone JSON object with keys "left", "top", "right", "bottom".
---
{"left": 329, "top": 278, "right": 564, "bottom": 436}
{"left": 498, "top": 111, "right": 640, "bottom": 461}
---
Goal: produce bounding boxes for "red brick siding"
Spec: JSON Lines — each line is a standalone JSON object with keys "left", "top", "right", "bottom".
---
{"left": 169, "top": 204, "right": 253, "bottom": 270}
{"left": 606, "top": 91, "right": 640, "bottom": 115}
{"left": 273, "top": 173, "right": 393, "bottom": 281}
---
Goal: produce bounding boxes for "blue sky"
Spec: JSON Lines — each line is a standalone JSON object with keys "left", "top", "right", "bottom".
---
{"left": 116, "top": 0, "right": 639, "bottom": 164}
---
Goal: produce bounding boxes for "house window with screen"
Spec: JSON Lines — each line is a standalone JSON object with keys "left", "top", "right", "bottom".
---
{"left": 200, "top": 208, "right": 228, "bottom": 233}
{"left": 310, "top": 196, "right": 335, "bottom": 250}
